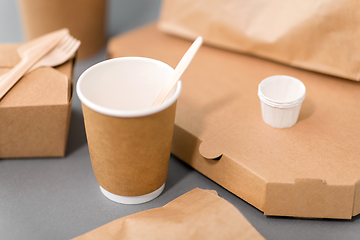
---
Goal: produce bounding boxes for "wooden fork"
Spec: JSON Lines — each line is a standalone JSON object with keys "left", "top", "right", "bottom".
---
{"left": 27, "top": 35, "right": 80, "bottom": 73}
{"left": 0, "top": 29, "right": 69, "bottom": 99}
{"left": 0, "top": 35, "right": 80, "bottom": 81}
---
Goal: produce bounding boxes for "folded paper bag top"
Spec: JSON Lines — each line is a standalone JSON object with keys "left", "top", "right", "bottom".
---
{"left": 73, "top": 188, "right": 265, "bottom": 240}
{"left": 158, "top": 0, "right": 360, "bottom": 81}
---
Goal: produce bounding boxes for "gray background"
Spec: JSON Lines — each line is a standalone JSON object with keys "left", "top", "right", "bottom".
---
{"left": 0, "top": 0, "right": 359, "bottom": 239}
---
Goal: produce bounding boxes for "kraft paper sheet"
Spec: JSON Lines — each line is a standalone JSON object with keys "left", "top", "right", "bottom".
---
{"left": 73, "top": 188, "right": 264, "bottom": 240}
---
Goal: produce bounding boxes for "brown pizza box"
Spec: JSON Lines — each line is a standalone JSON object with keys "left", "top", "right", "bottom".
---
{"left": 107, "top": 23, "right": 360, "bottom": 219}
{"left": 0, "top": 44, "right": 74, "bottom": 158}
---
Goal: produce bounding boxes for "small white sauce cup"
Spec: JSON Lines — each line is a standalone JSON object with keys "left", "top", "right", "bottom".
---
{"left": 258, "top": 75, "right": 306, "bottom": 128}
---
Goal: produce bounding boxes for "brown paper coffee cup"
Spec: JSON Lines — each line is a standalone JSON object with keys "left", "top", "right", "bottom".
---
{"left": 77, "top": 57, "right": 182, "bottom": 204}
{"left": 18, "top": 0, "right": 107, "bottom": 59}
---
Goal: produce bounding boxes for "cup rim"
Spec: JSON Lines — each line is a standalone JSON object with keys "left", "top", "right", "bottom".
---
{"left": 76, "top": 57, "right": 182, "bottom": 118}
{"left": 258, "top": 75, "right": 306, "bottom": 108}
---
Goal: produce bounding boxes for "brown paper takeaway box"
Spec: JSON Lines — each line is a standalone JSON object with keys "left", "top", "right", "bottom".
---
{"left": 0, "top": 44, "right": 73, "bottom": 158}
{"left": 108, "top": 24, "right": 360, "bottom": 219}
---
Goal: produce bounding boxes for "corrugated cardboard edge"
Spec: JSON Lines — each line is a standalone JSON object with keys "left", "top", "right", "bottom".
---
{"left": 172, "top": 125, "right": 267, "bottom": 212}
{"left": 264, "top": 179, "right": 354, "bottom": 219}
{"left": 198, "top": 131, "right": 359, "bottom": 219}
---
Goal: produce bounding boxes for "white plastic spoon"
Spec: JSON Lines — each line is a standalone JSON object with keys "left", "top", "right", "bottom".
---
{"left": 152, "top": 36, "right": 203, "bottom": 107}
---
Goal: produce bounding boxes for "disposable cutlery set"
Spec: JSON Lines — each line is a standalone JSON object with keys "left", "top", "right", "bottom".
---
{"left": 0, "top": 29, "right": 80, "bottom": 99}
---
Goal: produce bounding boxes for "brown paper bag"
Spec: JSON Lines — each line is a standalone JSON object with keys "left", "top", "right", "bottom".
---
{"left": 159, "top": 0, "right": 360, "bottom": 81}
{"left": 73, "top": 188, "right": 265, "bottom": 240}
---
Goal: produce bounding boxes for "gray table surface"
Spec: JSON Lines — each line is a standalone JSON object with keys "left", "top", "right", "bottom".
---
{"left": 1, "top": 1, "right": 359, "bottom": 239}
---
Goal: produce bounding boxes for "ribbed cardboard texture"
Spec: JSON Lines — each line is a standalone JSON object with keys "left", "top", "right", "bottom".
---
{"left": 82, "top": 102, "right": 177, "bottom": 196}
{"left": 73, "top": 188, "right": 265, "bottom": 240}
{"left": 158, "top": 0, "right": 360, "bottom": 81}
{"left": 18, "top": 0, "right": 106, "bottom": 59}
{"left": 0, "top": 44, "right": 73, "bottom": 158}
{"left": 107, "top": 23, "right": 360, "bottom": 219}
